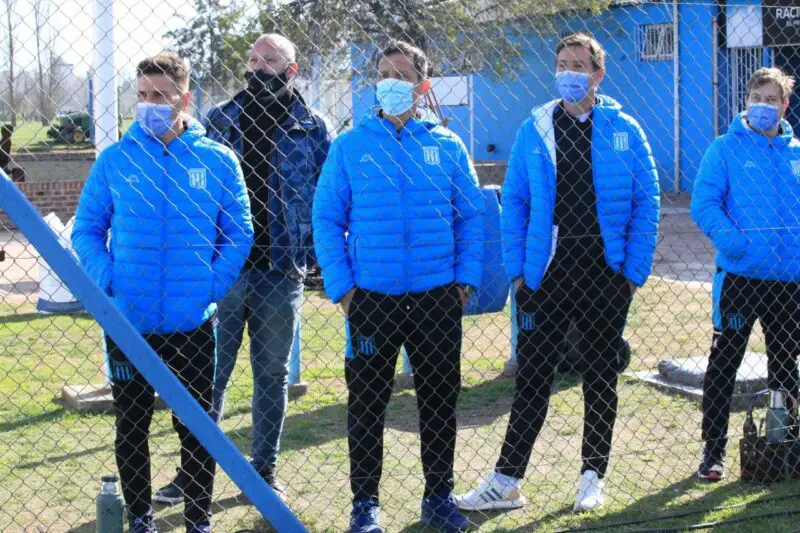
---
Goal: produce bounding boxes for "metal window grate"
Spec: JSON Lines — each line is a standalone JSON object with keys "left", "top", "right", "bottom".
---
{"left": 639, "top": 23, "right": 675, "bottom": 61}
{"left": 730, "top": 46, "right": 765, "bottom": 119}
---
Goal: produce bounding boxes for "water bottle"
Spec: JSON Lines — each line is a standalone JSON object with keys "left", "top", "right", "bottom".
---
{"left": 744, "top": 407, "right": 758, "bottom": 443}
{"left": 741, "top": 406, "right": 759, "bottom": 480}
{"left": 96, "top": 475, "right": 124, "bottom": 533}
{"left": 766, "top": 389, "right": 789, "bottom": 444}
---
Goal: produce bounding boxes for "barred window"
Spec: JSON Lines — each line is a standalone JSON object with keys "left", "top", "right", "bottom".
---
{"left": 638, "top": 23, "right": 675, "bottom": 61}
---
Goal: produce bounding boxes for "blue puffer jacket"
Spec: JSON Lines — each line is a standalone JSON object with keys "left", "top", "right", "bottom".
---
{"left": 204, "top": 89, "right": 334, "bottom": 277}
{"left": 313, "top": 111, "right": 485, "bottom": 303}
{"left": 691, "top": 112, "right": 800, "bottom": 281}
{"left": 502, "top": 96, "right": 660, "bottom": 289}
{"left": 72, "top": 119, "right": 254, "bottom": 334}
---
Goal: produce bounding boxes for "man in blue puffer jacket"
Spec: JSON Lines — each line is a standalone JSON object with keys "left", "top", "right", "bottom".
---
{"left": 313, "top": 41, "right": 483, "bottom": 533}
{"left": 72, "top": 53, "right": 253, "bottom": 533}
{"left": 457, "top": 33, "right": 659, "bottom": 514}
{"left": 691, "top": 67, "right": 800, "bottom": 483}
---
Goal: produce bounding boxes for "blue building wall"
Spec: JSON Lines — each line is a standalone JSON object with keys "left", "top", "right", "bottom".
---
{"left": 351, "top": 0, "right": 721, "bottom": 192}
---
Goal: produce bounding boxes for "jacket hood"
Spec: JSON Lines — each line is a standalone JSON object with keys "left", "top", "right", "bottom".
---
{"left": 531, "top": 94, "right": 623, "bottom": 121}
{"left": 728, "top": 111, "right": 795, "bottom": 148}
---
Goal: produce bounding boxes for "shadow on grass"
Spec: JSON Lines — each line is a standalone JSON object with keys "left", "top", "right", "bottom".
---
{"left": 212, "top": 371, "right": 583, "bottom": 459}
{"left": 393, "top": 504, "right": 576, "bottom": 533}
{"left": 513, "top": 475, "right": 800, "bottom": 532}
{"left": 210, "top": 370, "right": 585, "bottom": 461}
{"left": 68, "top": 495, "right": 248, "bottom": 532}
{"left": 392, "top": 477, "right": 800, "bottom": 532}
{"left": 13, "top": 426, "right": 181, "bottom": 471}
{"left": 0, "top": 311, "right": 91, "bottom": 324}
{"left": 0, "top": 403, "right": 66, "bottom": 433}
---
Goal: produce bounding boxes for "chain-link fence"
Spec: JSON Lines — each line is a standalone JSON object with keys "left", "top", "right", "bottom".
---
{"left": 2, "top": 0, "right": 800, "bottom": 531}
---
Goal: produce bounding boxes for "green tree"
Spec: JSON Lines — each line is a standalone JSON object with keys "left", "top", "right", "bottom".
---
{"left": 162, "top": 0, "right": 251, "bottom": 93}
{"left": 164, "top": 0, "right": 614, "bottom": 90}
{"left": 249, "top": 0, "right": 614, "bottom": 79}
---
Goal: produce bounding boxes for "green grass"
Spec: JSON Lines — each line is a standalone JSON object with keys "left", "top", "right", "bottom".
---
{"left": 9, "top": 120, "right": 135, "bottom": 153}
{"left": 0, "top": 282, "right": 798, "bottom": 532}
{"left": 10, "top": 121, "right": 53, "bottom": 147}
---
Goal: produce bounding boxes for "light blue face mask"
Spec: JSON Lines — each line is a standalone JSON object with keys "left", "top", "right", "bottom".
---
{"left": 747, "top": 102, "right": 780, "bottom": 132}
{"left": 556, "top": 70, "right": 593, "bottom": 104}
{"left": 136, "top": 102, "right": 175, "bottom": 137}
{"left": 376, "top": 78, "right": 416, "bottom": 116}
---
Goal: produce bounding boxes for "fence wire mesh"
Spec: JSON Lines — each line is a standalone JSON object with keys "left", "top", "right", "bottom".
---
{"left": 2, "top": 0, "right": 800, "bottom": 531}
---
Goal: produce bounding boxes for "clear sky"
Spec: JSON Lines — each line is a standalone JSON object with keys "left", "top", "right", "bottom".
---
{"left": 7, "top": 0, "right": 192, "bottom": 77}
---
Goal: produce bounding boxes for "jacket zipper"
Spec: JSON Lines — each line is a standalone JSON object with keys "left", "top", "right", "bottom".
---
{"left": 592, "top": 116, "right": 614, "bottom": 270}
{"left": 397, "top": 128, "right": 410, "bottom": 287}
{"left": 269, "top": 122, "right": 308, "bottom": 271}
{"left": 159, "top": 146, "right": 169, "bottom": 331}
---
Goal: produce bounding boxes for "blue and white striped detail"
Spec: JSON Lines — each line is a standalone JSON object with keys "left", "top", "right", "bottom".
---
{"left": 109, "top": 360, "right": 133, "bottom": 381}
{"left": 712, "top": 268, "right": 726, "bottom": 330}
{"left": 518, "top": 311, "right": 536, "bottom": 332}
{"left": 344, "top": 319, "right": 353, "bottom": 360}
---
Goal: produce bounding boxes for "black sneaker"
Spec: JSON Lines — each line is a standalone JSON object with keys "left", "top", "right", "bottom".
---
{"left": 129, "top": 514, "right": 159, "bottom": 533}
{"left": 239, "top": 469, "right": 286, "bottom": 504}
{"left": 154, "top": 471, "right": 185, "bottom": 505}
{"left": 697, "top": 448, "right": 725, "bottom": 482}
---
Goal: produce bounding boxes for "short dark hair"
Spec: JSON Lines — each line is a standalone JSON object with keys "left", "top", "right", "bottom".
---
{"left": 556, "top": 32, "right": 606, "bottom": 71}
{"left": 136, "top": 52, "right": 190, "bottom": 91}
{"left": 378, "top": 40, "right": 430, "bottom": 80}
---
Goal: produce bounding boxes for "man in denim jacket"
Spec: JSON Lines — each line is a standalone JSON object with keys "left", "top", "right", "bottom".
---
{"left": 155, "top": 34, "right": 333, "bottom": 503}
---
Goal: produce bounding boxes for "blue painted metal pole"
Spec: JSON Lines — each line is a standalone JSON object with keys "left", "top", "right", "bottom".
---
{"left": 288, "top": 313, "right": 302, "bottom": 386}
{"left": 0, "top": 171, "right": 306, "bottom": 533}
{"left": 87, "top": 74, "right": 94, "bottom": 143}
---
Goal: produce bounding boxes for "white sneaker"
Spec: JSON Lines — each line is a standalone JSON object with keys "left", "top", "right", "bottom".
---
{"left": 573, "top": 470, "right": 605, "bottom": 512}
{"left": 454, "top": 472, "right": 527, "bottom": 511}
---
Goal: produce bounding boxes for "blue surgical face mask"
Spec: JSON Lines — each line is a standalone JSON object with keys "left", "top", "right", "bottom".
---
{"left": 136, "top": 102, "right": 175, "bottom": 137}
{"left": 556, "top": 70, "right": 593, "bottom": 104}
{"left": 747, "top": 102, "right": 780, "bottom": 132}
{"left": 376, "top": 78, "right": 416, "bottom": 116}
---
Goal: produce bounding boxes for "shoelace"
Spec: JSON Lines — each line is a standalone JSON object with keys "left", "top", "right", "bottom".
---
{"left": 131, "top": 520, "right": 156, "bottom": 533}
{"left": 354, "top": 502, "right": 379, "bottom": 521}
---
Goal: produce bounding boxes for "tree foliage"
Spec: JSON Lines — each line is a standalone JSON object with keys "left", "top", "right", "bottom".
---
{"left": 163, "top": 0, "right": 614, "bottom": 88}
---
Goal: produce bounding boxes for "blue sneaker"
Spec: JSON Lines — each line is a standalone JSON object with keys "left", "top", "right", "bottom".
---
{"left": 349, "top": 498, "right": 382, "bottom": 533}
{"left": 422, "top": 494, "right": 470, "bottom": 533}
{"left": 129, "top": 515, "right": 158, "bottom": 533}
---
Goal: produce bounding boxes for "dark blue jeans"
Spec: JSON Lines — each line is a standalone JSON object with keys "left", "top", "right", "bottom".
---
{"left": 213, "top": 269, "right": 304, "bottom": 473}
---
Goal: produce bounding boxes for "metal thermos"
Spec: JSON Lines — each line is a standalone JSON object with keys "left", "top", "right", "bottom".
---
{"left": 766, "top": 389, "right": 789, "bottom": 444}
{"left": 96, "top": 475, "right": 124, "bottom": 533}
